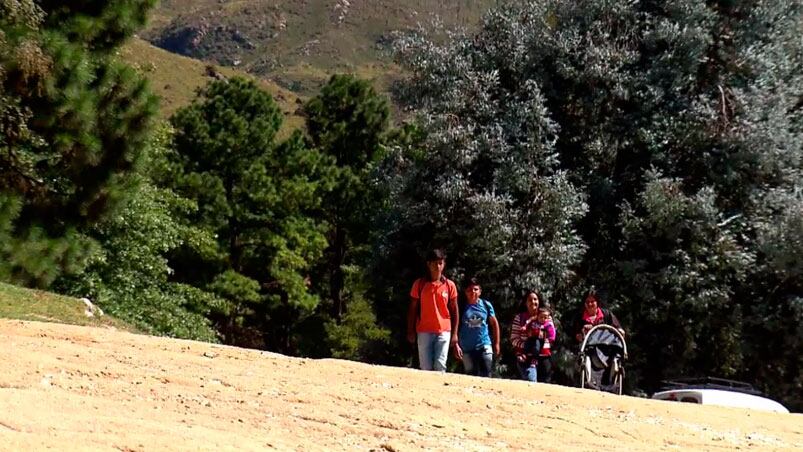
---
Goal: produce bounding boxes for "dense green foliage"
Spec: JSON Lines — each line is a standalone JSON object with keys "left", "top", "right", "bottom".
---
{"left": 383, "top": 4, "right": 589, "bottom": 366}
{"left": 164, "top": 78, "right": 334, "bottom": 352}
{"left": 55, "top": 126, "right": 220, "bottom": 342}
{"left": 0, "top": 0, "right": 157, "bottom": 286}
{"left": 321, "top": 267, "right": 391, "bottom": 362}
{"left": 390, "top": 0, "right": 802, "bottom": 408}
{"left": 305, "top": 74, "right": 390, "bottom": 321}
{"left": 37, "top": 0, "right": 156, "bottom": 53}
{"left": 299, "top": 74, "right": 393, "bottom": 359}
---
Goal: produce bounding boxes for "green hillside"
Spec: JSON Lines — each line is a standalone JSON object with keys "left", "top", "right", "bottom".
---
{"left": 141, "top": 0, "right": 495, "bottom": 95}
{"left": 121, "top": 37, "right": 305, "bottom": 135}
{"left": 0, "top": 282, "right": 133, "bottom": 331}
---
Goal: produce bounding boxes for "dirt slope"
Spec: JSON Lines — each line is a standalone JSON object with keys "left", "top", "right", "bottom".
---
{"left": 1, "top": 320, "right": 800, "bottom": 451}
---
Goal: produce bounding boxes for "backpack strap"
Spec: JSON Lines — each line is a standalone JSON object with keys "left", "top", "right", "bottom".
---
{"left": 416, "top": 278, "right": 424, "bottom": 321}
{"left": 480, "top": 299, "right": 491, "bottom": 317}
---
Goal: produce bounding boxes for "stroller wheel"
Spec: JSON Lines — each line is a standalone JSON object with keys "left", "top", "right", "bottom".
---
{"left": 614, "top": 367, "right": 625, "bottom": 395}
{"left": 581, "top": 356, "right": 591, "bottom": 389}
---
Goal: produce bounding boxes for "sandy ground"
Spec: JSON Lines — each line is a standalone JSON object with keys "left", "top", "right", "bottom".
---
{"left": 1, "top": 320, "right": 801, "bottom": 451}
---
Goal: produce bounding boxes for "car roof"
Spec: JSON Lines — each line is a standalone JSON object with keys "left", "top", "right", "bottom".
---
{"left": 658, "top": 377, "right": 761, "bottom": 395}
{"left": 652, "top": 388, "right": 790, "bottom": 413}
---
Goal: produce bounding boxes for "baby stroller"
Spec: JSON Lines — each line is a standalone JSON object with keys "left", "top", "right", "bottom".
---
{"left": 579, "top": 324, "right": 628, "bottom": 395}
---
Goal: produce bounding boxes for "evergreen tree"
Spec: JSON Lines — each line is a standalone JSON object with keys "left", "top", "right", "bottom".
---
{"left": 36, "top": 0, "right": 156, "bottom": 53}
{"left": 305, "top": 74, "right": 390, "bottom": 322}
{"left": 166, "top": 78, "right": 334, "bottom": 353}
{"left": 747, "top": 188, "right": 803, "bottom": 409}
{"left": 55, "top": 126, "right": 221, "bottom": 342}
{"left": 0, "top": 0, "right": 158, "bottom": 286}
{"left": 301, "top": 74, "right": 392, "bottom": 359}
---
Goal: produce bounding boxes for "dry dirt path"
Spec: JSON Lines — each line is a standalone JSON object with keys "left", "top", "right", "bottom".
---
{"left": 1, "top": 320, "right": 801, "bottom": 451}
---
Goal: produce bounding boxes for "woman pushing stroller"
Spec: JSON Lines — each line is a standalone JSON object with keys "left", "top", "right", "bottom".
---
{"left": 573, "top": 287, "right": 628, "bottom": 393}
{"left": 572, "top": 287, "right": 624, "bottom": 344}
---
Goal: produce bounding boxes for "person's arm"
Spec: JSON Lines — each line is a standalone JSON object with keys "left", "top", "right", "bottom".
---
{"left": 510, "top": 313, "right": 528, "bottom": 361}
{"left": 544, "top": 321, "right": 556, "bottom": 342}
{"left": 510, "top": 313, "right": 525, "bottom": 350}
{"left": 489, "top": 315, "right": 500, "bottom": 356}
{"left": 407, "top": 296, "right": 419, "bottom": 344}
{"left": 448, "top": 295, "right": 461, "bottom": 359}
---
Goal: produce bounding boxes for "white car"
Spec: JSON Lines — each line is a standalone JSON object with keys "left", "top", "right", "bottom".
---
{"left": 651, "top": 378, "right": 790, "bottom": 414}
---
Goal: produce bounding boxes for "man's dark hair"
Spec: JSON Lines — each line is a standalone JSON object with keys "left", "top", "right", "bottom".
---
{"left": 425, "top": 248, "right": 446, "bottom": 262}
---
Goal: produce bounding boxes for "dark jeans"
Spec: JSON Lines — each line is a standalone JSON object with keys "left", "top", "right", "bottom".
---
{"left": 537, "top": 356, "right": 553, "bottom": 383}
{"left": 523, "top": 336, "right": 543, "bottom": 358}
{"left": 462, "top": 345, "right": 494, "bottom": 377}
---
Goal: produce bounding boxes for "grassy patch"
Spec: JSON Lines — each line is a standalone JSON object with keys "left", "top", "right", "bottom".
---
{"left": 120, "top": 38, "right": 305, "bottom": 139}
{"left": 0, "top": 282, "right": 134, "bottom": 331}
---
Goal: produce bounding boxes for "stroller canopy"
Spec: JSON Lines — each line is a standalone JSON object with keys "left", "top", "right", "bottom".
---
{"left": 579, "top": 324, "right": 628, "bottom": 394}
{"left": 583, "top": 324, "right": 626, "bottom": 354}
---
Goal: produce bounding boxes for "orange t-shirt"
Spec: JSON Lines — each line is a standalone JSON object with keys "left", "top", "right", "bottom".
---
{"left": 410, "top": 277, "right": 457, "bottom": 333}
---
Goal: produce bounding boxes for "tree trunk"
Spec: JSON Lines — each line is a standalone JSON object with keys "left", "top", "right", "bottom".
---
{"left": 330, "top": 224, "right": 346, "bottom": 323}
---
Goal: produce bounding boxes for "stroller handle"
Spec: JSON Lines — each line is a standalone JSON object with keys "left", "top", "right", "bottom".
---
{"left": 579, "top": 324, "right": 628, "bottom": 360}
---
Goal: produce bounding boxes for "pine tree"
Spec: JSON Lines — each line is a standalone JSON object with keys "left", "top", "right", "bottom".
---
{"left": 301, "top": 74, "right": 392, "bottom": 360}
{"left": 166, "top": 78, "right": 335, "bottom": 353}
{"left": 305, "top": 74, "right": 390, "bottom": 323}
{"left": 0, "top": 0, "right": 158, "bottom": 286}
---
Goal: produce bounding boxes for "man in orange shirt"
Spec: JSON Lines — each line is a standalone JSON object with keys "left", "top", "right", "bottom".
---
{"left": 406, "top": 249, "right": 460, "bottom": 371}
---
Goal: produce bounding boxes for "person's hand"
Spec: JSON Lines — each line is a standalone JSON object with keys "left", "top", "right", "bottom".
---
{"left": 516, "top": 353, "right": 526, "bottom": 362}
{"left": 406, "top": 330, "right": 416, "bottom": 344}
{"left": 583, "top": 324, "right": 592, "bottom": 334}
{"left": 538, "top": 329, "right": 545, "bottom": 339}
{"left": 453, "top": 343, "right": 463, "bottom": 360}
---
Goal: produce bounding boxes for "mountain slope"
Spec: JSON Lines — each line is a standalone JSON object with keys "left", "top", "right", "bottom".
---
{"left": 141, "top": 0, "right": 495, "bottom": 95}
{"left": 2, "top": 320, "right": 800, "bottom": 450}
{"left": 121, "top": 37, "right": 304, "bottom": 134}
